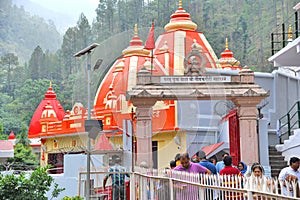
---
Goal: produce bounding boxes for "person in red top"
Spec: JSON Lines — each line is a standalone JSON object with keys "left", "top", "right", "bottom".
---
{"left": 220, "top": 156, "right": 243, "bottom": 199}
{"left": 220, "top": 156, "right": 242, "bottom": 176}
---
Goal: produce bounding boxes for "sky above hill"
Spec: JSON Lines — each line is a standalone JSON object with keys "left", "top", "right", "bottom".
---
{"left": 30, "top": 0, "right": 98, "bottom": 23}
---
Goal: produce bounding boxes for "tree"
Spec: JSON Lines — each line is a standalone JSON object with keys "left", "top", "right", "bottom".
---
{"left": 77, "top": 13, "right": 92, "bottom": 50}
{"left": 0, "top": 166, "right": 65, "bottom": 200}
{"left": 0, "top": 127, "right": 37, "bottom": 171}
{"left": 7, "top": 143, "right": 39, "bottom": 170}
{"left": 16, "top": 126, "right": 31, "bottom": 147}
{"left": 0, "top": 115, "right": 23, "bottom": 135}
{"left": 0, "top": 134, "right": 7, "bottom": 140}
{"left": 13, "top": 78, "right": 54, "bottom": 124}
{"left": 61, "top": 27, "right": 78, "bottom": 76}
{"left": 44, "top": 50, "right": 63, "bottom": 82}
{"left": 0, "top": 91, "right": 23, "bottom": 134}
{"left": 0, "top": 53, "right": 19, "bottom": 98}
{"left": 95, "top": 0, "right": 117, "bottom": 40}
{"left": 28, "top": 46, "right": 45, "bottom": 80}
{"left": 0, "top": 117, "right": 4, "bottom": 136}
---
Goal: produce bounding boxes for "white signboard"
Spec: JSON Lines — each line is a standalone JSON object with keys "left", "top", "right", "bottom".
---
{"left": 160, "top": 76, "right": 231, "bottom": 83}
{"left": 123, "top": 120, "right": 132, "bottom": 151}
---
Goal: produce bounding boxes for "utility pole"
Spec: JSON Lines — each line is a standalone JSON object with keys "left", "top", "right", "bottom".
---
{"left": 74, "top": 43, "right": 99, "bottom": 200}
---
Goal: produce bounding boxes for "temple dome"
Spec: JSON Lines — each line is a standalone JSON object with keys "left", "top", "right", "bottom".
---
{"left": 218, "top": 38, "right": 242, "bottom": 70}
{"left": 28, "top": 84, "right": 65, "bottom": 138}
{"left": 8, "top": 131, "right": 15, "bottom": 140}
{"left": 164, "top": 0, "right": 197, "bottom": 32}
{"left": 93, "top": 25, "right": 176, "bottom": 133}
{"left": 93, "top": 2, "right": 230, "bottom": 132}
{"left": 122, "top": 24, "right": 150, "bottom": 57}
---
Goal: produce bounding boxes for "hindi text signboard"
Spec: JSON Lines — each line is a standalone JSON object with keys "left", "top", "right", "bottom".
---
{"left": 160, "top": 76, "right": 231, "bottom": 83}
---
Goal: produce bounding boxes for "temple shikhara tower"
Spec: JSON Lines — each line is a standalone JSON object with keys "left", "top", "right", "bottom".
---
{"left": 28, "top": 0, "right": 269, "bottom": 172}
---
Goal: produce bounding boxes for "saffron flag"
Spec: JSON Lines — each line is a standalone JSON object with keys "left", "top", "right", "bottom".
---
{"left": 144, "top": 21, "right": 155, "bottom": 50}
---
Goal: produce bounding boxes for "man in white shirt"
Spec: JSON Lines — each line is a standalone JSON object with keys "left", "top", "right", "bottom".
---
{"left": 278, "top": 157, "right": 300, "bottom": 197}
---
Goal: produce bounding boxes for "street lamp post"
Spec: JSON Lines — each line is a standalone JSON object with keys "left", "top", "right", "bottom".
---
{"left": 74, "top": 43, "right": 99, "bottom": 200}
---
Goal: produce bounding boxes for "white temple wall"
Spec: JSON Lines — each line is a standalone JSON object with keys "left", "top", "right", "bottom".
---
{"left": 175, "top": 69, "right": 300, "bottom": 161}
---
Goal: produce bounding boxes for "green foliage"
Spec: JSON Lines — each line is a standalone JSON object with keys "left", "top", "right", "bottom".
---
{"left": 16, "top": 126, "right": 31, "bottom": 147}
{"left": 60, "top": 27, "right": 80, "bottom": 77}
{"left": 28, "top": 46, "right": 45, "bottom": 80}
{"left": 0, "top": 118, "right": 4, "bottom": 135}
{"left": 13, "top": 78, "right": 57, "bottom": 125}
{"left": 0, "top": 133, "right": 7, "bottom": 140}
{"left": 0, "top": 75, "right": 64, "bottom": 134}
{"left": 77, "top": 13, "right": 92, "bottom": 50}
{"left": 0, "top": 53, "right": 23, "bottom": 99}
{"left": 57, "top": 74, "right": 77, "bottom": 111}
{"left": 0, "top": 100, "right": 26, "bottom": 134}
{"left": 92, "top": 0, "right": 299, "bottom": 71}
{"left": 0, "top": 166, "right": 65, "bottom": 200}
{"left": 7, "top": 143, "right": 39, "bottom": 170}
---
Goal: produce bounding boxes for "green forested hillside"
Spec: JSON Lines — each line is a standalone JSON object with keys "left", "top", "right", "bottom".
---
{"left": 91, "top": 0, "right": 299, "bottom": 71}
{"left": 0, "top": 0, "right": 298, "bottom": 136}
{"left": 0, "top": 0, "right": 62, "bottom": 63}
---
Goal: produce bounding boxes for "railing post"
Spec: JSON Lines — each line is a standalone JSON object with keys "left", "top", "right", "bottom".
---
{"left": 271, "top": 33, "right": 274, "bottom": 55}
{"left": 130, "top": 173, "right": 135, "bottom": 200}
{"left": 295, "top": 11, "right": 299, "bottom": 38}
{"left": 199, "top": 187, "right": 205, "bottom": 200}
{"left": 150, "top": 178, "right": 154, "bottom": 200}
{"left": 142, "top": 176, "right": 147, "bottom": 200}
{"left": 278, "top": 119, "right": 283, "bottom": 144}
{"left": 169, "top": 178, "right": 174, "bottom": 200}
{"left": 282, "top": 23, "right": 285, "bottom": 48}
{"left": 297, "top": 101, "right": 300, "bottom": 128}
{"left": 247, "top": 190, "right": 253, "bottom": 200}
{"left": 287, "top": 113, "right": 291, "bottom": 137}
{"left": 78, "top": 172, "right": 82, "bottom": 197}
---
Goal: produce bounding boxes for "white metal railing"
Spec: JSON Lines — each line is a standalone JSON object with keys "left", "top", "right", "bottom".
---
{"left": 78, "top": 167, "right": 300, "bottom": 200}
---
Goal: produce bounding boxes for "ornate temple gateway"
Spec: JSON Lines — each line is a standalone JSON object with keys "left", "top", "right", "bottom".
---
{"left": 28, "top": 0, "right": 268, "bottom": 171}
{"left": 127, "top": 65, "right": 269, "bottom": 167}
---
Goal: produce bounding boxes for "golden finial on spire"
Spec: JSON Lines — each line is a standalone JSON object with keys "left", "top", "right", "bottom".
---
{"left": 134, "top": 24, "right": 138, "bottom": 37}
{"left": 288, "top": 24, "right": 293, "bottom": 41}
{"left": 179, "top": 0, "right": 182, "bottom": 8}
{"left": 50, "top": 80, "right": 52, "bottom": 88}
{"left": 225, "top": 38, "right": 229, "bottom": 50}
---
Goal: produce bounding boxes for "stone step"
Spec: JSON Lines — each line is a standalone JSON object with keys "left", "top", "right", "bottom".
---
{"left": 270, "top": 165, "right": 287, "bottom": 170}
{"left": 268, "top": 146, "right": 286, "bottom": 178}
{"left": 269, "top": 161, "right": 285, "bottom": 166}
{"left": 269, "top": 160, "right": 286, "bottom": 164}
{"left": 269, "top": 154, "right": 285, "bottom": 159}
{"left": 268, "top": 148, "right": 279, "bottom": 152}
{"left": 268, "top": 150, "right": 283, "bottom": 155}
{"left": 269, "top": 160, "right": 286, "bottom": 165}
{"left": 269, "top": 163, "right": 287, "bottom": 167}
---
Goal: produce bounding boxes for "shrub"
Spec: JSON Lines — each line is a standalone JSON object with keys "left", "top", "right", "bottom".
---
{"left": 0, "top": 166, "right": 64, "bottom": 200}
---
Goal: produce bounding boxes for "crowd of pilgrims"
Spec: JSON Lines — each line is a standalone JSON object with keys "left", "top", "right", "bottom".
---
{"left": 168, "top": 151, "right": 300, "bottom": 198}
{"left": 103, "top": 151, "right": 300, "bottom": 199}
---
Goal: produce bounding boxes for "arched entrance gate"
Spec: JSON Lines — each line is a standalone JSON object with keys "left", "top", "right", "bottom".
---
{"left": 126, "top": 67, "right": 269, "bottom": 168}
